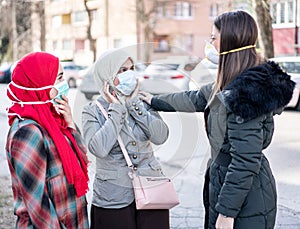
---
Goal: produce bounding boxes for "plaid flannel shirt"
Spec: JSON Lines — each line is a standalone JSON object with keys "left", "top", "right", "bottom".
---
{"left": 5, "top": 119, "right": 89, "bottom": 228}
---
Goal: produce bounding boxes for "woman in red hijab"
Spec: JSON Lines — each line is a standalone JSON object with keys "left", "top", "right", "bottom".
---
{"left": 5, "top": 52, "right": 89, "bottom": 228}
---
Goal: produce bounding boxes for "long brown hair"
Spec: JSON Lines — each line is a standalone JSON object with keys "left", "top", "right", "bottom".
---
{"left": 213, "top": 11, "right": 263, "bottom": 95}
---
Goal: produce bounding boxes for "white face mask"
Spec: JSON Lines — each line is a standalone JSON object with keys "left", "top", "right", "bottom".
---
{"left": 204, "top": 41, "right": 219, "bottom": 64}
{"left": 115, "top": 70, "right": 137, "bottom": 96}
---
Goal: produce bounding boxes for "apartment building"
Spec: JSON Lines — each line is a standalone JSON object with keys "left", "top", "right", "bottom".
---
{"left": 3, "top": 0, "right": 295, "bottom": 65}
{"left": 43, "top": 0, "right": 253, "bottom": 65}
{"left": 45, "top": 0, "right": 136, "bottom": 65}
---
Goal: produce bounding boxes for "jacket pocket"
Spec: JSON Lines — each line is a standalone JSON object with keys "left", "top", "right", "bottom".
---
{"left": 93, "top": 169, "right": 133, "bottom": 203}
{"left": 95, "top": 168, "right": 119, "bottom": 181}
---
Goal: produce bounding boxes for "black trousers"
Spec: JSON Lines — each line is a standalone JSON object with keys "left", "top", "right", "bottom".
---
{"left": 90, "top": 202, "right": 170, "bottom": 229}
{"left": 203, "top": 167, "right": 210, "bottom": 229}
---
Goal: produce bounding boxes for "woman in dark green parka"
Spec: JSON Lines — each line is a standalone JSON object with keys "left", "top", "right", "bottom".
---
{"left": 140, "top": 11, "right": 295, "bottom": 229}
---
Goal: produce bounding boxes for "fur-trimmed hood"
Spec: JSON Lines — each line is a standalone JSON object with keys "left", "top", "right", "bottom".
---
{"left": 218, "top": 61, "right": 296, "bottom": 121}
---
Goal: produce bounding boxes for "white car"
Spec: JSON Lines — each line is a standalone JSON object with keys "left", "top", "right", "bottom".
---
{"left": 189, "top": 58, "right": 218, "bottom": 90}
{"left": 139, "top": 56, "right": 199, "bottom": 94}
{"left": 61, "top": 61, "right": 87, "bottom": 88}
{"left": 270, "top": 56, "right": 300, "bottom": 110}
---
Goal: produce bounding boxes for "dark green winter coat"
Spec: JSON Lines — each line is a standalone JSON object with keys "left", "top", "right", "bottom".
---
{"left": 150, "top": 61, "right": 295, "bottom": 229}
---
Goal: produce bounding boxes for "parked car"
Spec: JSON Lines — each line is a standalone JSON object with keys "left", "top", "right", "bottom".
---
{"left": 61, "top": 61, "right": 87, "bottom": 88}
{"left": 0, "top": 62, "right": 12, "bottom": 83}
{"left": 189, "top": 58, "right": 218, "bottom": 90}
{"left": 270, "top": 56, "right": 300, "bottom": 110}
{"left": 79, "top": 66, "right": 98, "bottom": 100}
{"left": 139, "top": 56, "right": 200, "bottom": 94}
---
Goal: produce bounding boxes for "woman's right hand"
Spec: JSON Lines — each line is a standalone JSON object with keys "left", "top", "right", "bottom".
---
{"left": 139, "top": 91, "right": 153, "bottom": 105}
{"left": 103, "top": 82, "right": 120, "bottom": 104}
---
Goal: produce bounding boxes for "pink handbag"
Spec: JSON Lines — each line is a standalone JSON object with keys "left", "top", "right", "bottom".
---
{"left": 129, "top": 172, "right": 179, "bottom": 209}
{"left": 96, "top": 101, "right": 180, "bottom": 210}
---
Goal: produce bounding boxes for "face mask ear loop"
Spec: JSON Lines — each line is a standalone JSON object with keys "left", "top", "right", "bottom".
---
{"left": 7, "top": 112, "right": 25, "bottom": 121}
{"left": 7, "top": 84, "right": 24, "bottom": 107}
{"left": 7, "top": 83, "right": 53, "bottom": 106}
{"left": 10, "top": 81, "right": 53, "bottom": 91}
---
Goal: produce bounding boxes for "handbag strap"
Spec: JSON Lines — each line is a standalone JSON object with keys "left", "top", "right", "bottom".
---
{"left": 95, "top": 100, "right": 133, "bottom": 168}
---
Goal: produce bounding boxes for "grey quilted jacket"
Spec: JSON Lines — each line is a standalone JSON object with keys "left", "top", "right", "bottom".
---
{"left": 82, "top": 96, "right": 169, "bottom": 208}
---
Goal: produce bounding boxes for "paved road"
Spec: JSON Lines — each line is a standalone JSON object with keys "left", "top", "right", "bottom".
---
{"left": 0, "top": 84, "right": 299, "bottom": 228}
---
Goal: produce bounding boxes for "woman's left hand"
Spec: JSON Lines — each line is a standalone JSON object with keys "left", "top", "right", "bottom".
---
{"left": 215, "top": 214, "right": 234, "bottom": 229}
{"left": 53, "top": 95, "right": 76, "bottom": 129}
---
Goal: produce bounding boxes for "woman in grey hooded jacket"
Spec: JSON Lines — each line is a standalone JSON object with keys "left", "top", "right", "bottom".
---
{"left": 82, "top": 49, "right": 170, "bottom": 229}
{"left": 140, "top": 11, "right": 295, "bottom": 229}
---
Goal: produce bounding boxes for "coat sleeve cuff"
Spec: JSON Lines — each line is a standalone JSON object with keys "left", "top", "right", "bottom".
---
{"left": 215, "top": 203, "right": 239, "bottom": 218}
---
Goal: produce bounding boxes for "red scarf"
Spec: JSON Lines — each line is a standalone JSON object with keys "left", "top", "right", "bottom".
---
{"left": 7, "top": 52, "right": 89, "bottom": 197}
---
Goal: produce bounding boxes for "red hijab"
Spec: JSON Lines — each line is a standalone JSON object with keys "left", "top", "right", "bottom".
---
{"left": 7, "top": 52, "right": 88, "bottom": 197}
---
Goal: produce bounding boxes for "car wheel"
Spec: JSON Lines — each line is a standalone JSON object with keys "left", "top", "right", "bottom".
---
{"left": 68, "top": 78, "right": 77, "bottom": 88}
{"left": 85, "top": 93, "right": 94, "bottom": 100}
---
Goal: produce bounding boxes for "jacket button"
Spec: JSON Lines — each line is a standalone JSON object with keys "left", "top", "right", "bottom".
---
{"left": 133, "top": 166, "right": 137, "bottom": 171}
{"left": 132, "top": 141, "right": 136, "bottom": 146}
{"left": 120, "top": 120, "right": 124, "bottom": 124}
{"left": 132, "top": 102, "right": 136, "bottom": 106}
{"left": 122, "top": 111, "right": 126, "bottom": 115}
{"left": 138, "top": 111, "right": 143, "bottom": 115}
{"left": 122, "top": 114, "right": 126, "bottom": 119}
{"left": 135, "top": 106, "right": 139, "bottom": 111}
{"left": 132, "top": 154, "right": 137, "bottom": 159}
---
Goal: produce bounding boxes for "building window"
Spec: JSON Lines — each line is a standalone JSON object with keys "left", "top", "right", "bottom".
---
{"left": 157, "top": 2, "right": 170, "bottom": 18}
{"left": 53, "top": 41, "right": 58, "bottom": 50}
{"left": 154, "top": 35, "right": 170, "bottom": 52}
{"left": 174, "top": 2, "right": 192, "bottom": 19}
{"left": 62, "top": 40, "right": 72, "bottom": 50}
{"left": 114, "top": 39, "right": 122, "bottom": 48}
{"left": 62, "top": 13, "right": 71, "bottom": 25}
{"left": 287, "top": 0, "right": 294, "bottom": 23}
{"left": 271, "top": 3, "right": 277, "bottom": 24}
{"left": 271, "top": 0, "right": 294, "bottom": 25}
{"left": 73, "top": 11, "right": 88, "bottom": 24}
{"left": 210, "top": 3, "right": 219, "bottom": 18}
{"left": 52, "top": 15, "right": 61, "bottom": 28}
{"left": 75, "top": 39, "right": 85, "bottom": 50}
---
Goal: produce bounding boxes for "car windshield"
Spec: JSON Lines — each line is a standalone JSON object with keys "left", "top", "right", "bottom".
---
{"left": 279, "top": 61, "right": 300, "bottom": 74}
{"left": 147, "top": 64, "right": 179, "bottom": 71}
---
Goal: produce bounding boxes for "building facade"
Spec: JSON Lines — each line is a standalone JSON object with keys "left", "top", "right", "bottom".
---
{"left": 271, "top": 0, "right": 299, "bottom": 56}
{"left": 45, "top": 0, "right": 285, "bottom": 66}
{"left": 44, "top": 0, "right": 231, "bottom": 65}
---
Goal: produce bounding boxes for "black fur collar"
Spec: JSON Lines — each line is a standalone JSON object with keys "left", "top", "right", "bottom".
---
{"left": 219, "top": 61, "right": 295, "bottom": 121}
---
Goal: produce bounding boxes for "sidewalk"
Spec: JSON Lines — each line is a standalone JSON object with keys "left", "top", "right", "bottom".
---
{"left": 1, "top": 150, "right": 299, "bottom": 228}
{"left": 1, "top": 94, "right": 299, "bottom": 228}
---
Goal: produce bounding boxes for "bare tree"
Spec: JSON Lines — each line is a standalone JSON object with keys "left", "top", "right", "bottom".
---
{"left": 84, "top": 0, "right": 97, "bottom": 62}
{"left": 34, "top": 1, "right": 46, "bottom": 51}
{"left": 136, "top": 0, "right": 159, "bottom": 62}
{"left": 252, "top": 0, "right": 274, "bottom": 58}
